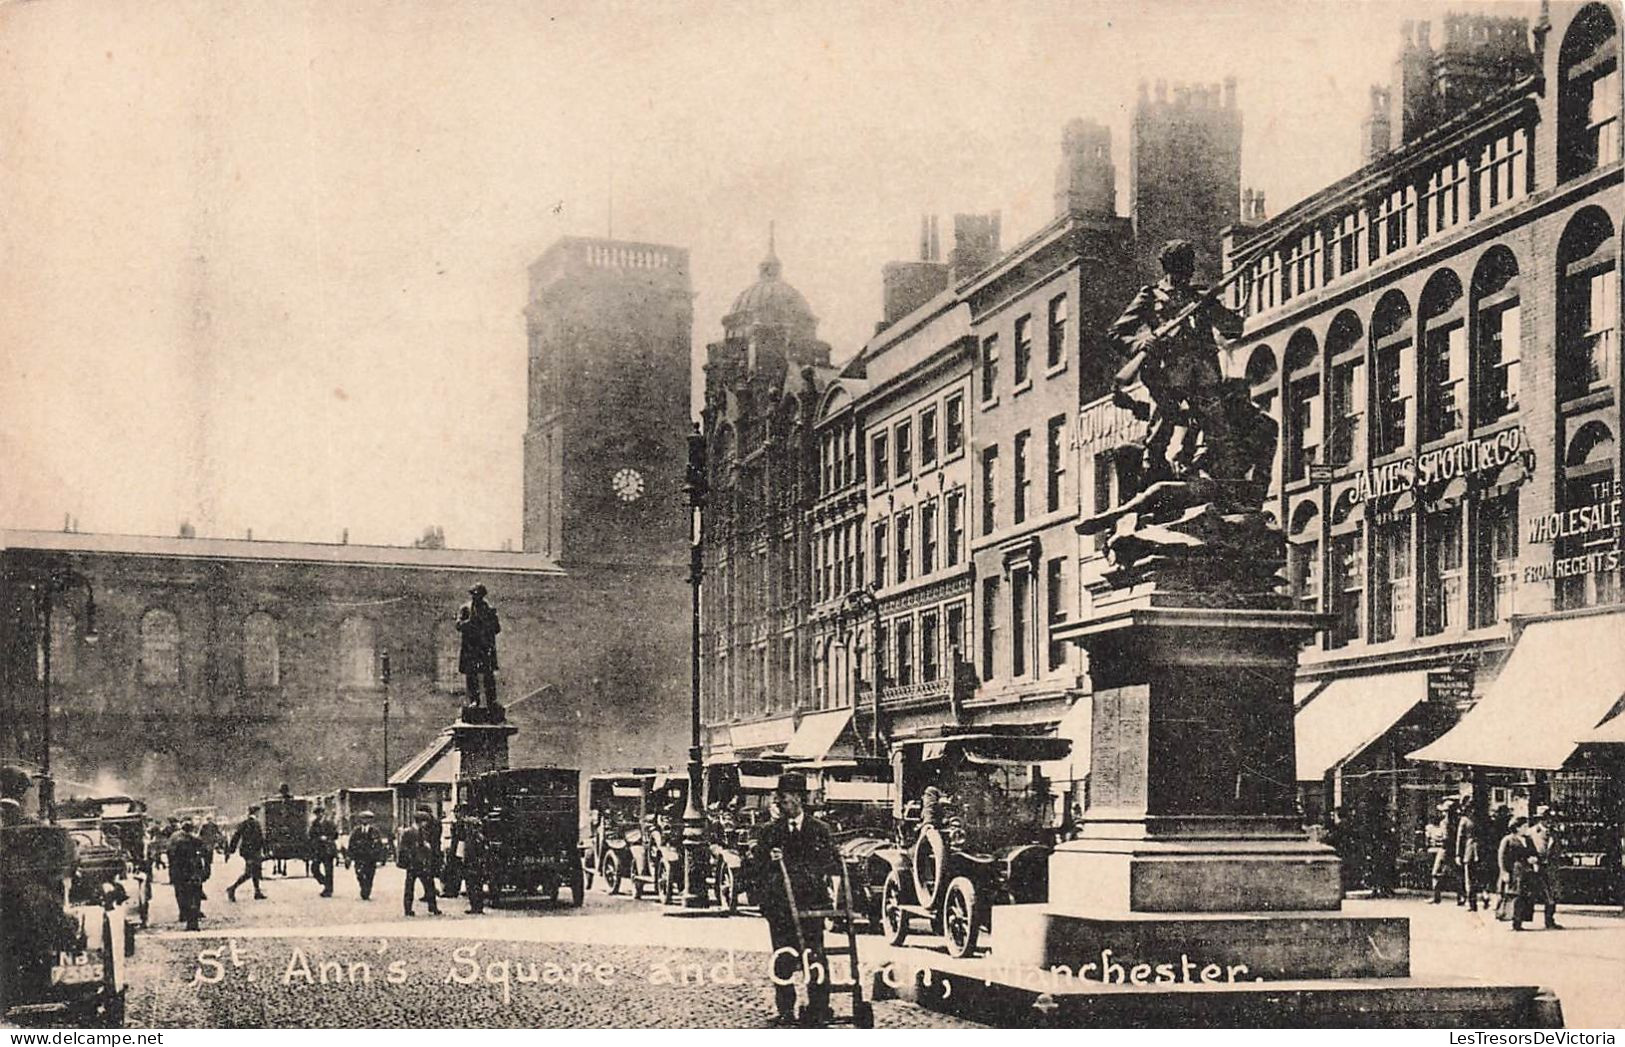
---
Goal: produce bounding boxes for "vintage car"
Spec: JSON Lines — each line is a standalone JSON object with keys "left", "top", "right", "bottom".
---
{"left": 703, "top": 756, "right": 786, "bottom": 912}
{"left": 585, "top": 770, "right": 677, "bottom": 900}
{"left": 791, "top": 756, "right": 896, "bottom": 930}
{"left": 260, "top": 789, "right": 315, "bottom": 876}
{"left": 457, "top": 767, "right": 585, "bottom": 906}
{"left": 56, "top": 796, "right": 152, "bottom": 930}
{"left": 1, "top": 822, "right": 131, "bottom": 1027}
{"left": 880, "top": 729, "right": 1072, "bottom": 958}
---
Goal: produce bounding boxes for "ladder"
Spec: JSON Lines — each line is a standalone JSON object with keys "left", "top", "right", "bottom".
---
{"left": 777, "top": 856, "right": 875, "bottom": 1028}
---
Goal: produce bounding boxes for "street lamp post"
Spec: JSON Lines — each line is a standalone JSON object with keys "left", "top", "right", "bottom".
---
{"left": 31, "top": 568, "right": 98, "bottom": 822}
{"left": 679, "top": 423, "right": 712, "bottom": 908}
{"left": 842, "top": 586, "right": 884, "bottom": 756}
{"left": 381, "top": 652, "right": 392, "bottom": 784}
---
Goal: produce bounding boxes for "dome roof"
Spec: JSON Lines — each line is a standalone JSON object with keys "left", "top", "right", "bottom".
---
{"left": 727, "top": 231, "right": 815, "bottom": 328}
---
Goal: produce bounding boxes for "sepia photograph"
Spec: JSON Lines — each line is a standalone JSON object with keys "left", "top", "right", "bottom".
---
{"left": 1, "top": 0, "right": 1622, "bottom": 1031}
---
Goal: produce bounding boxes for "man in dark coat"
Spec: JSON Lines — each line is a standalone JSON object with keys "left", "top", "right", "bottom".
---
{"left": 198, "top": 816, "right": 223, "bottom": 879}
{"left": 1456, "top": 804, "right": 1485, "bottom": 912}
{"left": 226, "top": 808, "right": 268, "bottom": 901}
{"left": 459, "top": 814, "right": 490, "bottom": 915}
{"left": 1497, "top": 816, "right": 1537, "bottom": 930}
{"left": 347, "top": 810, "right": 386, "bottom": 901}
{"left": 397, "top": 808, "right": 442, "bottom": 916}
{"left": 455, "top": 584, "right": 501, "bottom": 709}
{"left": 1528, "top": 806, "right": 1564, "bottom": 929}
{"left": 309, "top": 806, "right": 339, "bottom": 897}
{"left": 1108, "top": 239, "right": 1247, "bottom": 483}
{"left": 167, "top": 820, "right": 210, "bottom": 931}
{"left": 749, "top": 773, "right": 840, "bottom": 1026}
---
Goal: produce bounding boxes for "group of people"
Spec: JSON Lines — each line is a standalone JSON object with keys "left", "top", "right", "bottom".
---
{"left": 1423, "top": 799, "right": 1565, "bottom": 930}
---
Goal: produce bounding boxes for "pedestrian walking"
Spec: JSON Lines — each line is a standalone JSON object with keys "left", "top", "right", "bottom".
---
{"left": 348, "top": 810, "right": 386, "bottom": 901}
{"left": 1496, "top": 816, "right": 1537, "bottom": 930}
{"left": 459, "top": 814, "right": 490, "bottom": 915}
{"left": 310, "top": 805, "right": 338, "bottom": 897}
{"left": 226, "top": 807, "right": 268, "bottom": 902}
{"left": 167, "top": 819, "right": 210, "bottom": 931}
{"left": 397, "top": 808, "right": 442, "bottom": 916}
{"left": 1528, "top": 806, "right": 1564, "bottom": 929}
{"left": 748, "top": 773, "right": 839, "bottom": 1027}
{"left": 198, "top": 816, "right": 223, "bottom": 879}
{"left": 1456, "top": 804, "right": 1485, "bottom": 912}
{"left": 1427, "top": 800, "right": 1458, "bottom": 904}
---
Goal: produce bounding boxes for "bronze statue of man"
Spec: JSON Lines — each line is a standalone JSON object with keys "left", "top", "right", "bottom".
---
{"left": 1109, "top": 239, "right": 1247, "bottom": 483}
{"left": 455, "top": 583, "right": 501, "bottom": 710}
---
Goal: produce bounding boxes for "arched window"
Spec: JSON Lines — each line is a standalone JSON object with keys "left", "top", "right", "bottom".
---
{"left": 1559, "top": 421, "right": 1619, "bottom": 609}
{"left": 1326, "top": 312, "right": 1366, "bottom": 467}
{"left": 243, "top": 612, "right": 280, "bottom": 689}
{"left": 1471, "top": 247, "right": 1522, "bottom": 425}
{"left": 339, "top": 616, "right": 378, "bottom": 689}
{"left": 1418, "top": 268, "right": 1467, "bottom": 442}
{"left": 140, "top": 609, "right": 180, "bottom": 686}
{"left": 42, "top": 610, "right": 77, "bottom": 685}
{"left": 1558, "top": 208, "right": 1618, "bottom": 403}
{"left": 1288, "top": 501, "right": 1323, "bottom": 639}
{"left": 1558, "top": 4, "right": 1621, "bottom": 181}
{"left": 1329, "top": 493, "right": 1364, "bottom": 649}
{"left": 1284, "top": 330, "right": 1321, "bottom": 482}
{"left": 1371, "top": 291, "right": 1415, "bottom": 454}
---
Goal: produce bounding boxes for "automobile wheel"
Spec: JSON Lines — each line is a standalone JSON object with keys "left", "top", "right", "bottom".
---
{"left": 569, "top": 872, "right": 585, "bottom": 908}
{"left": 942, "top": 876, "right": 981, "bottom": 959}
{"left": 718, "top": 864, "right": 738, "bottom": 913}
{"left": 912, "top": 827, "right": 948, "bottom": 907}
{"left": 881, "top": 871, "right": 909, "bottom": 946}
{"left": 601, "top": 856, "right": 623, "bottom": 895}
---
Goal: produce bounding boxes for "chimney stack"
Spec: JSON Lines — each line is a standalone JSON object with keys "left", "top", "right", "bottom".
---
{"left": 1054, "top": 118, "right": 1116, "bottom": 218}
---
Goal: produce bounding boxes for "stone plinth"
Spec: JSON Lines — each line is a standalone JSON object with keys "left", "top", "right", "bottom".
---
{"left": 447, "top": 719, "right": 518, "bottom": 782}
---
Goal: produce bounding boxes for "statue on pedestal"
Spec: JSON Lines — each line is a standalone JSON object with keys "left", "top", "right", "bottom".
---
{"left": 455, "top": 584, "right": 503, "bottom": 723}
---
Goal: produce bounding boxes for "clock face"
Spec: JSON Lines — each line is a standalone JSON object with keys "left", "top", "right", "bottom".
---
{"left": 611, "top": 467, "right": 646, "bottom": 503}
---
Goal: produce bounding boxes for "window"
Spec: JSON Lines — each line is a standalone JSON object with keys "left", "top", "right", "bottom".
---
{"left": 1421, "top": 507, "right": 1466, "bottom": 636}
{"left": 845, "top": 425, "right": 859, "bottom": 487}
{"left": 1285, "top": 229, "right": 1321, "bottom": 298}
{"left": 44, "top": 611, "right": 76, "bottom": 684}
{"left": 1047, "top": 294, "right": 1068, "bottom": 369}
{"left": 1046, "top": 415, "right": 1067, "bottom": 513}
{"left": 1473, "top": 492, "right": 1519, "bottom": 627}
{"left": 340, "top": 616, "right": 378, "bottom": 688}
{"left": 1559, "top": 210, "right": 1619, "bottom": 402}
{"left": 1423, "top": 320, "right": 1467, "bottom": 441}
{"left": 1420, "top": 158, "right": 1468, "bottom": 237}
{"left": 920, "top": 499, "right": 939, "bottom": 575}
{"left": 1372, "top": 293, "right": 1415, "bottom": 455}
{"left": 821, "top": 533, "right": 833, "bottom": 602}
{"left": 1560, "top": 6, "right": 1620, "bottom": 179}
{"left": 981, "top": 446, "right": 999, "bottom": 534}
{"left": 894, "top": 420, "right": 913, "bottom": 478}
{"left": 1011, "top": 567, "right": 1031, "bottom": 677}
{"left": 920, "top": 406, "right": 939, "bottom": 468}
{"left": 872, "top": 521, "right": 888, "bottom": 589}
{"left": 1330, "top": 528, "right": 1364, "bottom": 649}
{"left": 1558, "top": 424, "right": 1619, "bottom": 610}
{"left": 1287, "top": 375, "right": 1321, "bottom": 481}
{"left": 1474, "top": 131, "right": 1527, "bottom": 214}
{"left": 895, "top": 509, "right": 912, "bottom": 584}
{"left": 1014, "top": 429, "right": 1032, "bottom": 524}
{"left": 1014, "top": 315, "right": 1033, "bottom": 386}
{"left": 875, "top": 624, "right": 890, "bottom": 689}
{"left": 981, "top": 577, "right": 1000, "bottom": 681}
{"left": 244, "top": 612, "right": 281, "bottom": 689}
{"left": 1333, "top": 210, "right": 1367, "bottom": 278}
{"left": 946, "top": 489, "right": 965, "bottom": 565}
{"left": 871, "top": 432, "right": 889, "bottom": 490}
{"left": 945, "top": 395, "right": 965, "bottom": 455}
{"left": 1376, "top": 185, "right": 1414, "bottom": 257}
{"left": 1372, "top": 517, "right": 1412, "bottom": 643}
{"left": 1478, "top": 302, "right": 1522, "bottom": 423}
{"left": 921, "top": 610, "right": 941, "bottom": 684}
{"left": 1329, "top": 359, "right": 1365, "bottom": 467}
{"left": 1091, "top": 450, "right": 1141, "bottom": 553}
{"left": 855, "top": 521, "right": 865, "bottom": 588}
{"left": 1289, "top": 506, "right": 1322, "bottom": 627}
{"left": 980, "top": 335, "right": 1000, "bottom": 401}
{"left": 140, "top": 609, "right": 180, "bottom": 686}
{"left": 946, "top": 603, "right": 966, "bottom": 670}
{"left": 1046, "top": 557, "right": 1067, "bottom": 671}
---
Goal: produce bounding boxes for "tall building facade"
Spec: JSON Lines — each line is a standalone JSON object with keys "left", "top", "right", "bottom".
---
{"left": 1130, "top": 78, "right": 1243, "bottom": 281}
{"left": 1077, "top": 2, "right": 1622, "bottom": 901}
{"left": 699, "top": 241, "right": 835, "bottom": 755}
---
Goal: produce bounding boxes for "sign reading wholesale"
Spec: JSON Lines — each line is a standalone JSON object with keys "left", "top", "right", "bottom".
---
{"left": 1523, "top": 478, "right": 1622, "bottom": 583}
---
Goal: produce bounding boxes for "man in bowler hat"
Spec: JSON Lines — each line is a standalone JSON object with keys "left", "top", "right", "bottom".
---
{"left": 750, "top": 773, "right": 840, "bottom": 1026}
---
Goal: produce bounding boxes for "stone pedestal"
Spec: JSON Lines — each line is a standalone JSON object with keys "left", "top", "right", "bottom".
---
{"left": 444, "top": 715, "right": 517, "bottom": 808}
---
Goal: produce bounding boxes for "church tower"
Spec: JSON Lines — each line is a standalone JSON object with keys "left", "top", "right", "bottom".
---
{"left": 521, "top": 238, "right": 693, "bottom": 568}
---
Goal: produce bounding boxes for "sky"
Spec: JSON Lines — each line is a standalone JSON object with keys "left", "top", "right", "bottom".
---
{"left": 0, "top": 0, "right": 1539, "bottom": 551}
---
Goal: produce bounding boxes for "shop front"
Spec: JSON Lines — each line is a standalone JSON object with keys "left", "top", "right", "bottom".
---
{"left": 1410, "top": 606, "right": 1625, "bottom": 904}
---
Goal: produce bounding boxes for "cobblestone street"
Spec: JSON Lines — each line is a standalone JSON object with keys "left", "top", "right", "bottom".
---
{"left": 109, "top": 859, "right": 1625, "bottom": 1028}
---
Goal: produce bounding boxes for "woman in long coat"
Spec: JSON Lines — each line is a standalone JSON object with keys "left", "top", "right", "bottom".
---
{"left": 1495, "top": 817, "right": 1535, "bottom": 929}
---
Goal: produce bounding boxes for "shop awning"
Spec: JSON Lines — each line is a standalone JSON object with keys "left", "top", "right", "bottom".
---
{"left": 1580, "top": 709, "right": 1625, "bottom": 745}
{"left": 1295, "top": 678, "right": 1328, "bottom": 709}
{"left": 784, "top": 709, "right": 852, "bottom": 760}
{"left": 389, "top": 732, "right": 455, "bottom": 786}
{"left": 1409, "top": 611, "right": 1625, "bottom": 770}
{"left": 1296, "top": 670, "right": 1430, "bottom": 781}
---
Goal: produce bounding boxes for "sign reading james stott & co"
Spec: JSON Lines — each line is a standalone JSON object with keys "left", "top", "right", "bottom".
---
{"left": 1347, "top": 427, "right": 1527, "bottom": 505}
